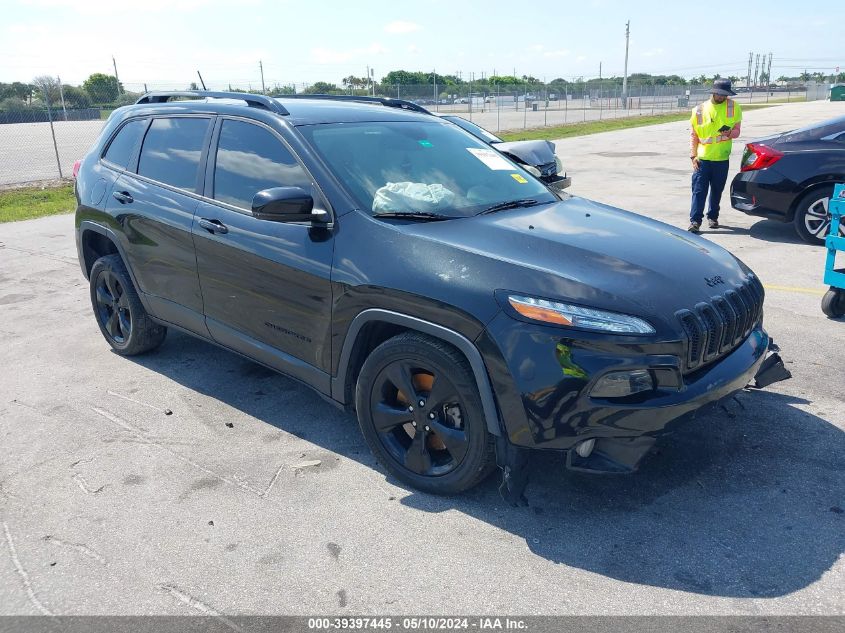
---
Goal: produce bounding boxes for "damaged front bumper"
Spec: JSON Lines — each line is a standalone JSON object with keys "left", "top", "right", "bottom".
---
{"left": 494, "top": 328, "right": 791, "bottom": 502}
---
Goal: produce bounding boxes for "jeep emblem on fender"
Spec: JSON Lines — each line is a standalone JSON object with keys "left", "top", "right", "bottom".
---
{"left": 705, "top": 275, "right": 725, "bottom": 287}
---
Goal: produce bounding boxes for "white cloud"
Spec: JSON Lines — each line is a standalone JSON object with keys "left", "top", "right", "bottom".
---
{"left": 407, "top": 44, "right": 420, "bottom": 54}
{"left": 384, "top": 20, "right": 422, "bottom": 34}
{"left": 543, "top": 49, "right": 570, "bottom": 58}
{"left": 642, "top": 48, "right": 665, "bottom": 57}
{"left": 576, "top": 55, "right": 587, "bottom": 62}
{"left": 531, "top": 45, "right": 544, "bottom": 53}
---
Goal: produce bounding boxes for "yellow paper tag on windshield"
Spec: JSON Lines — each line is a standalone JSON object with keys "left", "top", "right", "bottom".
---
{"left": 511, "top": 174, "right": 528, "bottom": 183}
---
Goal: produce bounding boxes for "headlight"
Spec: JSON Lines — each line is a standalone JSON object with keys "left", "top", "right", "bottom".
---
{"left": 524, "top": 165, "right": 542, "bottom": 177}
{"left": 554, "top": 156, "right": 563, "bottom": 174}
{"left": 507, "top": 294, "right": 655, "bottom": 334}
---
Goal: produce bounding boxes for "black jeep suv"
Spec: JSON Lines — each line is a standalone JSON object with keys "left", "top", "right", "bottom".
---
{"left": 74, "top": 91, "right": 788, "bottom": 496}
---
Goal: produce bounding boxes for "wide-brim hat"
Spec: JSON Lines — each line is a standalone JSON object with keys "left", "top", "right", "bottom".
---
{"left": 712, "top": 78, "right": 737, "bottom": 96}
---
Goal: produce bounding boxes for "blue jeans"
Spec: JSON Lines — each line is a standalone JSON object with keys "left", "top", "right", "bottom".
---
{"left": 690, "top": 159, "right": 730, "bottom": 224}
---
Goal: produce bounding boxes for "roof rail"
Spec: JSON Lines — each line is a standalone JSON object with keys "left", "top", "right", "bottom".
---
{"left": 135, "top": 91, "right": 289, "bottom": 115}
{"left": 273, "top": 94, "right": 431, "bottom": 114}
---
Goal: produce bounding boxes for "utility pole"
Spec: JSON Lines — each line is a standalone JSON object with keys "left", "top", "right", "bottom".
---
{"left": 366, "top": 65, "right": 371, "bottom": 95}
{"left": 754, "top": 54, "right": 761, "bottom": 88}
{"left": 57, "top": 75, "right": 67, "bottom": 121}
{"left": 766, "top": 52, "right": 773, "bottom": 88}
{"left": 259, "top": 60, "right": 266, "bottom": 94}
{"left": 746, "top": 51, "right": 753, "bottom": 89}
{"left": 622, "top": 20, "right": 630, "bottom": 106}
{"left": 433, "top": 68, "right": 437, "bottom": 106}
{"left": 112, "top": 56, "right": 122, "bottom": 94}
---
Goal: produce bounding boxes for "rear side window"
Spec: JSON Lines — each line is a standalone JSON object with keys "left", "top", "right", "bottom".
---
{"left": 213, "top": 119, "right": 310, "bottom": 210}
{"left": 103, "top": 119, "right": 147, "bottom": 169}
{"left": 138, "top": 117, "right": 210, "bottom": 192}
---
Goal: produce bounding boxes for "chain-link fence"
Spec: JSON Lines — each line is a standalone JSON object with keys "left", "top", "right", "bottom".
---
{"left": 0, "top": 79, "right": 812, "bottom": 187}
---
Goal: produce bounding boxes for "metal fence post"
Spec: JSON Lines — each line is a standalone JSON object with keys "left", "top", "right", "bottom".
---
{"left": 564, "top": 86, "right": 568, "bottom": 124}
{"left": 496, "top": 84, "right": 500, "bottom": 131}
{"left": 543, "top": 82, "right": 547, "bottom": 127}
{"left": 42, "top": 87, "right": 63, "bottom": 179}
{"left": 523, "top": 86, "right": 527, "bottom": 129}
{"left": 598, "top": 80, "right": 603, "bottom": 120}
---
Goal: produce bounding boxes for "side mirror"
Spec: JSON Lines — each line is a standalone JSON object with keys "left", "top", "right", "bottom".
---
{"left": 252, "top": 187, "right": 324, "bottom": 223}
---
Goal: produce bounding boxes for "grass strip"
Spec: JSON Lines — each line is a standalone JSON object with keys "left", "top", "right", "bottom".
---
{"left": 0, "top": 183, "right": 75, "bottom": 223}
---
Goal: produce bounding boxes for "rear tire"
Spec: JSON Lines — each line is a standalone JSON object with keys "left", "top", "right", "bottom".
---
{"left": 794, "top": 186, "right": 836, "bottom": 245}
{"left": 821, "top": 288, "right": 845, "bottom": 318}
{"left": 89, "top": 254, "right": 167, "bottom": 355}
{"left": 355, "top": 332, "right": 496, "bottom": 494}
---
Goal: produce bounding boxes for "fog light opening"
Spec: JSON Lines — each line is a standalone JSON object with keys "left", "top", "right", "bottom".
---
{"left": 575, "top": 439, "right": 596, "bottom": 458}
{"left": 590, "top": 369, "right": 654, "bottom": 398}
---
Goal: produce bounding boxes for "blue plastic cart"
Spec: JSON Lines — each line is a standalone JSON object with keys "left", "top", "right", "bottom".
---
{"left": 822, "top": 183, "right": 845, "bottom": 318}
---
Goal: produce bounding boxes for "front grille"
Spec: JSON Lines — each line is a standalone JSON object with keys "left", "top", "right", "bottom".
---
{"left": 677, "top": 275, "right": 764, "bottom": 373}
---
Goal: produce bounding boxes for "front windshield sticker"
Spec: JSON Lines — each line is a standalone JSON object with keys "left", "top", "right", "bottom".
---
{"left": 418, "top": 140, "right": 433, "bottom": 147}
{"left": 511, "top": 174, "right": 528, "bottom": 183}
{"left": 466, "top": 147, "right": 513, "bottom": 170}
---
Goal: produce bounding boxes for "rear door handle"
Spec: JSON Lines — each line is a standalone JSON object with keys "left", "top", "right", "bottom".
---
{"left": 112, "top": 191, "right": 133, "bottom": 204}
{"left": 198, "top": 218, "right": 229, "bottom": 234}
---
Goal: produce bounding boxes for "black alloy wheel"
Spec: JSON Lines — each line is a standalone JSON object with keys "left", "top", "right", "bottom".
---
{"left": 355, "top": 332, "right": 496, "bottom": 494}
{"left": 88, "top": 254, "right": 167, "bottom": 356}
{"left": 94, "top": 269, "right": 132, "bottom": 344}
{"left": 369, "top": 361, "right": 468, "bottom": 478}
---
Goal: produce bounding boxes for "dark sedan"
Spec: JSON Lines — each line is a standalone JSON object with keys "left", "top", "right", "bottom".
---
{"left": 730, "top": 115, "right": 845, "bottom": 244}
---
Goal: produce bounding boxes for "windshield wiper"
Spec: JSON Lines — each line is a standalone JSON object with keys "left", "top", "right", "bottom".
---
{"left": 478, "top": 199, "right": 539, "bottom": 215}
{"left": 372, "top": 211, "right": 452, "bottom": 222}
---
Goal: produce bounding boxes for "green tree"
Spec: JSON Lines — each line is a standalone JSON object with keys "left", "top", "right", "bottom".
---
{"left": 0, "top": 82, "right": 32, "bottom": 101}
{"left": 32, "top": 75, "right": 61, "bottom": 104}
{"left": 61, "top": 85, "right": 91, "bottom": 109}
{"left": 82, "top": 73, "right": 122, "bottom": 104}
{"left": 0, "top": 97, "right": 29, "bottom": 112}
{"left": 488, "top": 75, "right": 524, "bottom": 86}
{"left": 302, "top": 81, "right": 339, "bottom": 94}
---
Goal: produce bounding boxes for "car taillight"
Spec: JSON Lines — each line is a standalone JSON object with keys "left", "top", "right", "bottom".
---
{"left": 740, "top": 143, "right": 784, "bottom": 172}
{"left": 72, "top": 159, "right": 82, "bottom": 179}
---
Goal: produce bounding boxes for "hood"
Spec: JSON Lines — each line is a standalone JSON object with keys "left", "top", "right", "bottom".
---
{"left": 492, "top": 139, "right": 557, "bottom": 168}
{"left": 411, "top": 196, "right": 752, "bottom": 321}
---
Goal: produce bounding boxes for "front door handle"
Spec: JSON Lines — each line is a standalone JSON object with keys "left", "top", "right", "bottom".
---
{"left": 198, "top": 218, "right": 229, "bottom": 234}
{"left": 112, "top": 191, "right": 133, "bottom": 204}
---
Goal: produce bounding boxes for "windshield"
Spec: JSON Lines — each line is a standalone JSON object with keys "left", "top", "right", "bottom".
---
{"left": 299, "top": 120, "right": 555, "bottom": 218}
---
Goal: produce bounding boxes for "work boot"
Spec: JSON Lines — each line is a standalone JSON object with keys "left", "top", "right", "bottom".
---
{"left": 687, "top": 222, "right": 701, "bottom": 233}
{"left": 708, "top": 218, "right": 719, "bottom": 229}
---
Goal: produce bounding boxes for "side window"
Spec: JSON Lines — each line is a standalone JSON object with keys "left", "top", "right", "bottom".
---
{"left": 102, "top": 119, "right": 147, "bottom": 169}
{"left": 137, "top": 117, "right": 210, "bottom": 192}
{"left": 213, "top": 119, "right": 310, "bottom": 210}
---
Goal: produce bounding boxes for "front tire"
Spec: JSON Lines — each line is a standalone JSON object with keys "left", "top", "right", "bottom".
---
{"left": 355, "top": 332, "right": 496, "bottom": 494}
{"left": 89, "top": 254, "right": 166, "bottom": 355}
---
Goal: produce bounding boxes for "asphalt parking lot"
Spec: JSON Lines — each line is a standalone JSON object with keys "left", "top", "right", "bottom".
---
{"left": 0, "top": 100, "right": 843, "bottom": 616}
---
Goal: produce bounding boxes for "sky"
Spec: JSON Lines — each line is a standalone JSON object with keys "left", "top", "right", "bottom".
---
{"left": 2, "top": 0, "right": 844, "bottom": 90}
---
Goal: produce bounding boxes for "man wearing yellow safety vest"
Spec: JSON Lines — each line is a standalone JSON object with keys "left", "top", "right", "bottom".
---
{"left": 688, "top": 78, "right": 742, "bottom": 233}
